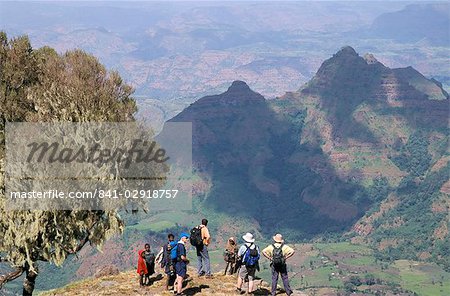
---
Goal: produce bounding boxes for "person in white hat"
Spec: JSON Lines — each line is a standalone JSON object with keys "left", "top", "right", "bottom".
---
{"left": 262, "top": 234, "right": 295, "bottom": 296}
{"left": 236, "top": 232, "right": 260, "bottom": 294}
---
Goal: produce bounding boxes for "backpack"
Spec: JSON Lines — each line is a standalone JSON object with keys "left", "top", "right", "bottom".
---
{"left": 170, "top": 241, "right": 179, "bottom": 261}
{"left": 166, "top": 241, "right": 177, "bottom": 254}
{"left": 242, "top": 244, "right": 260, "bottom": 267}
{"left": 272, "top": 244, "right": 285, "bottom": 268}
{"left": 190, "top": 226, "right": 203, "bottom": 247}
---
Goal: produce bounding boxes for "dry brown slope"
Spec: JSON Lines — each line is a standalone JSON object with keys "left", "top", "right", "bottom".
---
{"left": 40, "top": 267, "right": 308, "bottom": 296}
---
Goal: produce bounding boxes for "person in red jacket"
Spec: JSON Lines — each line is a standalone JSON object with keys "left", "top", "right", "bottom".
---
{"left": 137, "top": 249, "right": 148, "bottom": 287}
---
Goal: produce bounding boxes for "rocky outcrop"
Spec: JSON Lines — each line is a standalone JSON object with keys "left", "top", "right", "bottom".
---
{"left": 94, "top": 265, "right": 120, "bottom": 279}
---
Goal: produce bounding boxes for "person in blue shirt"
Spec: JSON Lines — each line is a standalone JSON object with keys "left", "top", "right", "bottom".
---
{"left": 236, "top": 232, "right": 260, "bottom": 294}
{"left": 175, "top": 232, "right": 190, "bottom": 296}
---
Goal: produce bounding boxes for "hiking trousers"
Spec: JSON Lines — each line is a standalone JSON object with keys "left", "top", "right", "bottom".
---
{"left": 196, "top": 245, "right": 211, "bottom": 275}
{"left": 271, "top": 264, "right": 292, "bottom": 296}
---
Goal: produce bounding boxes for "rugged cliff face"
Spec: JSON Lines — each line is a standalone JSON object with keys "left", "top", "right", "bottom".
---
{"left": 168, "top": 46, "right": 449, "bottom": 270}
{"left": 277, "top": 46, "right": 449, "bottom": 269}
{"left": 297, "top": 45, "right": 448, "bottom": 142}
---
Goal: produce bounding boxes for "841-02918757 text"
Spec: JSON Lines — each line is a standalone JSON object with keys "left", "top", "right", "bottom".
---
{"left": 8, "top": 189, "right": 179, "bottom": 199}
{"left": 97, "top": 189, "right": 178, "bottom": 199}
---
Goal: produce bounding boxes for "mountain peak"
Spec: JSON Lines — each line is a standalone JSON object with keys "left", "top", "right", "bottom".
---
{"left": 335, "top": 46, "right": 358, "bottom": 57}
{"left": 218, "top": 80, "right": 265, "bottom": 103}
{"left": 300, "top": 45, "right": 448, "bottom": 116}
{"left": 308, "top": 46, "right": 372, "bottom": 91}
{"left": 169, "top": 79, "right": 266, "bottom": 123}
{"left": 227, "top": 80, "right": 251, "bottom": 93}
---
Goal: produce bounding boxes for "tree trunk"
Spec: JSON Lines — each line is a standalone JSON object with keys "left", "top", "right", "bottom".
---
{"left": 22, "top": 266, "right": 37, "bottom": 296}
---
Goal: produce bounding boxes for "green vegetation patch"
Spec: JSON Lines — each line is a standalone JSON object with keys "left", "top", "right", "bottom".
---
{"left": 305, "top": 265, "right": 343, "bottom": 288}
{"left": 395, "top": 260, "right": 450, "bottom": 296}
{"left": 315, "top": 242, "right": 372, "bottom": 255}
{"left": 342, "top": 255, "right": 375, "bottom": 266}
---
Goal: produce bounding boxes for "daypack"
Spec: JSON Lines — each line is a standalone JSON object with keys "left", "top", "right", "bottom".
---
{"left": 242, "top": 244, "right": 260, "bottom": 267}
{"left": 166, "top": 241, "right": 177, "bottom": 254}
{"left": 272, "top": 244, "right": 285, "bottom": 267}
{"left": 190, "top": 226, "right": 203, "bottom": 247}
{"left": 169, "top": 241, "right": 179, "bottom": 261}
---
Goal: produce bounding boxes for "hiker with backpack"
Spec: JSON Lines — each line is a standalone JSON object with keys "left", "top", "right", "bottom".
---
{"left": 223, "top": 237, "right": 238, "bottom": 275}
{"left": 191, "top": 218, "right": 212, "bottom": 278}
{"left": 236, "top": 232, "right": 260, "bottom": 294}
{"left": 159, "top": 233, "right": 177, "bottom": 291}
{"left": 175, "top": 232, "right": 190, "bottom": 296}
{"left": 262, "top": 234, "right": 295, "bottom": 296}
{"left": 143, "top": 243, "right": 156, "bottom": 285}
{"left": 137, "top": 249, "right": 148, "bottom": 287}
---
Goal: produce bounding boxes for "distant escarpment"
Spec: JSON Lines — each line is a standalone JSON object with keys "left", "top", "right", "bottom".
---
{"left": 167, "top": 46, "right": 449, "bottom": 269}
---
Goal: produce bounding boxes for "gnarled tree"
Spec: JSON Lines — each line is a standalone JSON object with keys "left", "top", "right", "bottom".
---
{"left": 0, "top": 32, "right": 162, "bottom": 295}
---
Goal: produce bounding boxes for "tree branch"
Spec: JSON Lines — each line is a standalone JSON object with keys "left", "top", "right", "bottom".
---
{"left": 65, "top": 218, "right": 101, "bottom": 254}
{"left": 67, "top": 231, "right": 91, "bottom": 254}
{"left": 0, "top": 267, "right": 24, "bottom": 289}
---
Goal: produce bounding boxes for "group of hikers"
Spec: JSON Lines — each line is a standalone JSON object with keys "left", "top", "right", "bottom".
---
{"left": 137, "top": 218, "right": 295, "bottom": 295}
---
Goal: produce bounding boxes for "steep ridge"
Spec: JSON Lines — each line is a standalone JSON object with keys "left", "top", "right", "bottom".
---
{"left": 169, "top": 80, "right": 273, "bottom": 173}
{"left": 297, "top": 45, "right": 448, "bottom": 143}
{"left": 168, "top": 46, "right": 449, "bottom": 269}
{"left": 169, "top": 79, "right": 370, "bottom": 239}
{"left": 283, "top": 46, "right": 448, "bottom": 172}
{"left": 277, "top": 46, "right": 449, "bottom": 270}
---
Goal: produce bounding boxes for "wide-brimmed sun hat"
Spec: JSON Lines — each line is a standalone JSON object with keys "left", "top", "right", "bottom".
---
{"left": 242, "top": 232, "right": 255, "bottom": 243}
{"left": 273, "top": 233, "right": 284, "bottom": 243}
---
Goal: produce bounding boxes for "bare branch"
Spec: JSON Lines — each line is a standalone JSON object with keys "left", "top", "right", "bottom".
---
{"left": 65, "top": 219, "right": 100, "bottom": 254}
{"left": 0, "top": 267, "right": 24, "bottom": 289}
{"left": 67, "top": 231, "right": 91, "bottom": 254}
